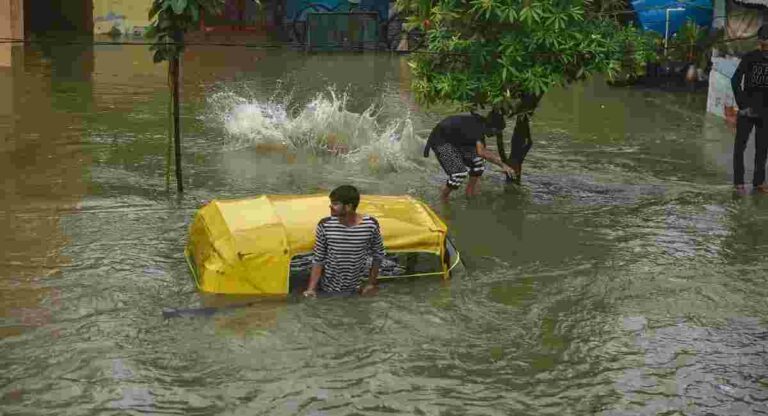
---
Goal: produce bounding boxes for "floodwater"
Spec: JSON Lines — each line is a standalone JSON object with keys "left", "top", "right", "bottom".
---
{"left": 1, "top": 38, "right": 767, "bottom": 415}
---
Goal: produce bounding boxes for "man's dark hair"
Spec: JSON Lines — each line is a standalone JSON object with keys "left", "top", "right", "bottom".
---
{"left": 330, "top": 185, "right": 360, "bottom": 210}
{"left": 486, "top": 110, "right": 506, "bottom": 132}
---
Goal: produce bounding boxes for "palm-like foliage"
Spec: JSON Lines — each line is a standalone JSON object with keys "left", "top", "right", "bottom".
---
{"left": 397, "top": 0, "right": 658, "bottom": 173}
{"left": 397, "top": 0, "right": 657, "bottom": 114}
{"left": 669, "top": 19, "right": 707, "bottom": 64}
{"left": 145, "top": 0, "right": 226, "bottom": 63}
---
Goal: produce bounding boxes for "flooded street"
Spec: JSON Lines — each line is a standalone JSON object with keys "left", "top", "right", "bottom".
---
{"left": 1, "top": 41, "right": 767, "bottom": 415}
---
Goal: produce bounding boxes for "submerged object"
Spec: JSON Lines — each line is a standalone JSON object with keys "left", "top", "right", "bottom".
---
{"left": 185, "top": 194, "right": 460, "bottom": 295}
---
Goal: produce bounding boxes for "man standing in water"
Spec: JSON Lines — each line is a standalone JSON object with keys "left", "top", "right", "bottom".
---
{"left": 731, "top": 24, "right": 768, "bottom": 194}
{"left": 423, "top": 110, "right": 516, "bottom": 201}
{"left": 303, "top": 185, "right": 386, "bottom": 298}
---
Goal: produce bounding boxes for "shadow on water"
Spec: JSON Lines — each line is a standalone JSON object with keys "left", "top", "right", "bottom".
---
{"left": 0, "top": 41, "right": 95, "bottom": 339}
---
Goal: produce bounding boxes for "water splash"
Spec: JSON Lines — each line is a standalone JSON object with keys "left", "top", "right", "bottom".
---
{"left": 204, "top": 86, "right": 427, "bottom": 172}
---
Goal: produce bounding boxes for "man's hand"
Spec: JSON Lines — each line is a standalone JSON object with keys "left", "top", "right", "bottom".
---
{"left": 739, "top": 107, "right": 758, "bottom": 118}
{"left": 305, "top": 264, "right": 323, "bottom": 299}
{"left": 501, "top": 164, "right": 518, "bottom": 183}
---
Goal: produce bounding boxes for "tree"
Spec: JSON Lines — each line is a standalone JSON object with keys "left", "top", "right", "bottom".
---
{"left": 669, "top": 19, "right": 709, "bottom": 68}
{"left": 396, "top": 0, "right": 658, "bottom": 180}
{"left": 145, "top": 0, "right": 226, "bottom": 192}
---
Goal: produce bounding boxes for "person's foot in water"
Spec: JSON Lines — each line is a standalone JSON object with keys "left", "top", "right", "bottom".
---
{"left": 754, "top": 184, "right": 768, "bottom": 194}
{"left": 735, "top": 184, "right": 750, "bottom": 195}
{"left": 440, "top": 185, "right": 453, "bottom": 203}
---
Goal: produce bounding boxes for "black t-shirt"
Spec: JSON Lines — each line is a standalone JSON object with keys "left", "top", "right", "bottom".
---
{"left": 425, "top": 114, "right": 489, "bottom": 154}
{"left": 731, "top": 50, "right": 768, "bottom": 116}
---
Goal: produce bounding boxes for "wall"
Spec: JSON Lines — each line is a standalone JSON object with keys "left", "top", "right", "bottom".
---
{"left": 203, "top": 0, "right": 253, "bottom": 26}
{"left": 25, "top": 0, "right": 92, "bottom": 34}
{"left": 0, "top": 0, "right": 23, "bottom": 38}
{"left": 93, "top": 0, "right": 152, "bottom": 36}
{"left": 285, "top": 0, "right": 388, "bottom": 22}
{"left": 0, "top": 0, "right": 22, "bottom": 67}
{"left": 93, "top": 0, "right": 286, "bottom": 35}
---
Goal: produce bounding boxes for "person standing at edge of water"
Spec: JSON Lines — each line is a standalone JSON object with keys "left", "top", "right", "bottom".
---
{"left": 423, "top": 110, "right": 516, "bottom": 202}
{"left": 303, "top": 185, "right": 385, "bottom": 298}
{"left": 731, "top": 24, "right": 768, "bottom": 195}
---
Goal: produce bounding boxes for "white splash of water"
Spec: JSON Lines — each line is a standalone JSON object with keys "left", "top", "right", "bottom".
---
{"left": 204, "top": 86, "right": 427, "bottom": 172}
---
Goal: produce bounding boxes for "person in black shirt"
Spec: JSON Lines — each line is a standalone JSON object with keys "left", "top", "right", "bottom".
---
{"left": 423, "top": 111, "right": 515, "bottom": 201}
{"left": 731, "top": 24, "right": 768, "bottom": 194}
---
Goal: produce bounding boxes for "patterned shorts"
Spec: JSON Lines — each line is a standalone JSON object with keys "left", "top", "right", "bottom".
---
{"left": 432, "top": 143, "right": 485, "bottom": 189}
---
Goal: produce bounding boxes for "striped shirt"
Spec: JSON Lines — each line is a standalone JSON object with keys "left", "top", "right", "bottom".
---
{"left": 312, "top": 215, "right": 386, "bottom": 293}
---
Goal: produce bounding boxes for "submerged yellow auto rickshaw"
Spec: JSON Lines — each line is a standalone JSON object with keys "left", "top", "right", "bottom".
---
{"left": 185, "top": 194, "right": 461, "bottom": 295}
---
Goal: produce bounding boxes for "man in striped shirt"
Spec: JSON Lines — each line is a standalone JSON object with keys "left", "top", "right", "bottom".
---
{"left": 302, "top": 185, "right": 386, "bottom": 297}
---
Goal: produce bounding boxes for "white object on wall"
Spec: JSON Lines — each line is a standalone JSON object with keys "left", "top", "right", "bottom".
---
{"left": 706, "top": 56, "right": 740, "bottom": 118}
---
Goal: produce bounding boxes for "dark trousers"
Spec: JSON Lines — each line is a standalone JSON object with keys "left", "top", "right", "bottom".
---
{"left": 734, "top": 115, "right": 768, "bottom": 186}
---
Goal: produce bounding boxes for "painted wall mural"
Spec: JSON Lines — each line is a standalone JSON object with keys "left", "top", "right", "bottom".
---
{"left": 93, "top": 0, "right": 152, "bottom": 36}
{"left": 285, "top": 0, "right": 389, "bottom": 23}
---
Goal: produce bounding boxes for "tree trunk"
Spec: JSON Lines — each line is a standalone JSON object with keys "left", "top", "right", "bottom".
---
{"left": 496, "top": 132, "right": 507, "bottom": 164}
{"left": 171, "top": 51, "right": 183, "bottom": 192}
{"left": 508, "top": 114, "right": 531, "bottom": 180}
{"left": 506, "top": 94, "right": 542, "bottom": 181}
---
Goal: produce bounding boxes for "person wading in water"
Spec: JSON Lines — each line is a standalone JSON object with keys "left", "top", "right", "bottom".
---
{"left": 731, "top": 24, "right": 768, "bottom": 194}
{"left": 423, "top": 111, "right": 515, "bottom": 202}
{"left": 303, "top": 185, "right": 385, "bottom": 298}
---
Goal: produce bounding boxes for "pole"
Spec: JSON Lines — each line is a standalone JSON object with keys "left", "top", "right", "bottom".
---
{"left": 664, "top": 9, "right": 670, "bottom": 57}
{"left": 664, "top": 7, "right": 685, "bottom": 57}
{"left": 171, "top": 39, "right": 183, "bottom": 192}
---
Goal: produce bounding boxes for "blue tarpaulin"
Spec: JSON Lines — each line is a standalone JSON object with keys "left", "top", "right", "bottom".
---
{"left": 631, "top": 0, "right": 713, "bottom": 36}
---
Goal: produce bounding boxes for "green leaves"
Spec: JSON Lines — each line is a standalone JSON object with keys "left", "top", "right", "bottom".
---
{"left": 469, "top": 0, "right": 499, "bottom": 20}
{"left": 171, "top": 0, "right": 187, "bottom": 14}
{"left": 148, "top": 1, "right": 162, "bottom": 19}
{"left": 398, "top": 0, "right": 658, "bottom": 112}
{"left": 518, "top": 4, "right": 544, "bottom": 25}
{"left": 189, "top": 2, "right": 199, "bottom": 21}
{"left": 545, "top": 9, "right": 568, "bottom": 30}
{"left": 146, "top": 0, "right": 226, "bottom": 63}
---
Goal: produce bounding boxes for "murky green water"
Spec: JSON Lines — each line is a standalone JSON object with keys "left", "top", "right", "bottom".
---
{"left": 1, "top": 40, "right": 767, "bottom": 415}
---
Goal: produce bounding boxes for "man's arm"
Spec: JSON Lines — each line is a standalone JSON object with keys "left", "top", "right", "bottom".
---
{"left": 304, "top": 222, "right": 327, "bottom": 297}
{"left": 363, "top": 219, "right": 385, "bottom": 292}
{"left": 732, "top": 57, "right": 747, "bottom": 109}
{"left": 476, "top": 141, "right": 515, "bottom": 175}
{"left": 367, "top": 262, "right": 380, "bottom": 289}
{"left": 306, "top": 264, "right": 323, "bottom": 294}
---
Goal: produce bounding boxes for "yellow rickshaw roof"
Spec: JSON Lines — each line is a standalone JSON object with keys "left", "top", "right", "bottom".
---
{"left": 186, "top": 194, "right": 449, "bottom": 295}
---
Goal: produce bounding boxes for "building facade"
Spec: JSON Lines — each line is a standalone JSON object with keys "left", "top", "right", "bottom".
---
{"left": 0, "top": 0, "right": 286, "bottom": 39}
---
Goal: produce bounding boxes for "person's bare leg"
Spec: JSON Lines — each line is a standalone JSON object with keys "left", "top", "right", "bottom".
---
{"left": 440, "top": 184, "right": 453, "bottom": 202}
{"left": 466, "top": 176, "right": 480, "bottom": 197}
